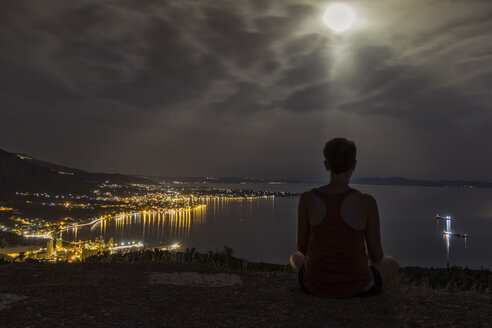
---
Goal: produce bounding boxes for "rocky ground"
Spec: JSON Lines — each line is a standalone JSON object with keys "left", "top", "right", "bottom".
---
{"left": 0, "top": 262, "right": 491, "bottom": 328}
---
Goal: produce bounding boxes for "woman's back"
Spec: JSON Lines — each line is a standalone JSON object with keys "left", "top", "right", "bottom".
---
{"left": 303, "top": 188, "right": 371, "bottom": 298}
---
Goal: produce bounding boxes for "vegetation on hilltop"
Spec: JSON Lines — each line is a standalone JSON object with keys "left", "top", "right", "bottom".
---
{"left": 85, "top": 247, "right": 290, "bottom": 272}
{"left": 399, "top": 266, "right": 492, "bottom": 293}
{"left": 81, "top": 247, "right": 492, "bottom": 293}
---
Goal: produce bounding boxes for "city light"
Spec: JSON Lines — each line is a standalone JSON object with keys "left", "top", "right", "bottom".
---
{"left": 1, "top": 182, "right": 286, "bottom": 263}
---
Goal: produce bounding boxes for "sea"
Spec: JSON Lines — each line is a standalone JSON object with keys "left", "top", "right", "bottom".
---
{"left": 61, "top": 183, "right": 492, "bottom": 269}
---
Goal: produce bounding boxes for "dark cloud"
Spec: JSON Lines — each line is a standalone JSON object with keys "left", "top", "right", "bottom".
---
{"left": 280, "top": 50, "right": 332, "bottom": 86}
{"left": 282, "top": 33, "right": 330, "bottom": 56}
{"left": 285, "top": 82, "right": 333, "bottom": 112}
{"left": 209, "top": 82, "right": 269, "bottom": 115}
{"left": 1, "top": 0, "right": 492, "bottom": 180}
{"left": 0, "top": 64, "right": 76, "bottom": 104}
{"left": 100, "top": 15, "right": 226, "bottom": 108}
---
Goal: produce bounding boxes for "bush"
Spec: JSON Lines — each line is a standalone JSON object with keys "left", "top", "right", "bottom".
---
{"left": 84, "top": 246, "right": 290, "bottom": 272}
{"left": 399, "top": 266, "right": 492, "bottom": 293}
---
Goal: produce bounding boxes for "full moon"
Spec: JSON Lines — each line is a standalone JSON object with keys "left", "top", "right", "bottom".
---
{"left": 323, "top": 3, "right": 355, "bottom": 33}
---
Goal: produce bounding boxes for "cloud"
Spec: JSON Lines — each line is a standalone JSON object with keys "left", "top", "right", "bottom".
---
{"left": 285, "top": 82, "right": 333, "bottom": 112}
{"left": 1, "top": 0, "right": 492, "bottom": 180}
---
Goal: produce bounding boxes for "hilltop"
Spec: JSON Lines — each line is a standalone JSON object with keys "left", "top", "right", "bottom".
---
{"left": 0, "top": 259, "right": 490, "bottom": 328}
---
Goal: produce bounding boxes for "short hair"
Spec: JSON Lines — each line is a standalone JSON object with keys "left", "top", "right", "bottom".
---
{"left": 323, "top": 138, "right": 357, "bottom": 174}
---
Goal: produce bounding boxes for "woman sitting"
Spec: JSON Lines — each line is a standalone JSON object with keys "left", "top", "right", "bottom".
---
{"left": 290, "top": 138, "right": 399, "bottom": 298}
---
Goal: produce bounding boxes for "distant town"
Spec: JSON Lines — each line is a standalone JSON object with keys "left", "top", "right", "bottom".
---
{"left": 0, "top": 179, "right": 295, "bottom": 263}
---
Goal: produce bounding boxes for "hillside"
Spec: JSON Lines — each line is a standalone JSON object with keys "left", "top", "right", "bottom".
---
{"left": 0, "top": 149, "right": 156, "bottom": 195}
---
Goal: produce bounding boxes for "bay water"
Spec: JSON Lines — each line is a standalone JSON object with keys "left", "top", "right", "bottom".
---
{"left": 61, "top": 184, "right": 492, "bottom": 269}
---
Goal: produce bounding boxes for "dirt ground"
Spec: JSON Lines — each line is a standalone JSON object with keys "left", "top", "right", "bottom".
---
{"left": 0, "top": 262, "right": 491, "bottom": 328}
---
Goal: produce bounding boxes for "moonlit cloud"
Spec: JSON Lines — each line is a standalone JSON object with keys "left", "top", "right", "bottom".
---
{"left": 1, "top": 0, "right": 492, "bottom": 181}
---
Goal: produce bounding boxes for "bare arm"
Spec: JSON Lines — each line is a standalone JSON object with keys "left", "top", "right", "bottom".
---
{"left": 364, "top": 195, "right": 384, "bottom": 262}
{"left": 296, "top": 192, "right": 310, "bottom": 255}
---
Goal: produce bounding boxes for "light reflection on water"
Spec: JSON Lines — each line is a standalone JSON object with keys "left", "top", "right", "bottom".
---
{"left": 62, "top": 205, "right": 207, "bottom": 246}
{"left": 61, "top": 184, "right": 492, "bottom": 269}
{"left": 440, "top": 219, "right": 468, "bottom": 269}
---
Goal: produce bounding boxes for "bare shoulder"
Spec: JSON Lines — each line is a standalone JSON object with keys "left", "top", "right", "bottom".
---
{"left": 299, "top": 190, "right": 326, "bottom": 211}
{"left": 360, "top": 192, "right": 377, "bottom": 203}
{"left": 299, "top": 190, "right": 313, "bottom": 200}
{"left": 354, "top": 192, "right": 378, "bottom": 211}
{"left": 300, "top": 190, "right": 314, "bottom": 197}
{"left": 298, "top": 190, "right": 317, "bottom": 206}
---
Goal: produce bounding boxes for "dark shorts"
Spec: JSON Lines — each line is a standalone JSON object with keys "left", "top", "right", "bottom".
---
{"left": 298, "top": 265, "right": 383, "bottom": 297}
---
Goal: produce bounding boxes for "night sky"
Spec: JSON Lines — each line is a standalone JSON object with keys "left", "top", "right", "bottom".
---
{"left": 1, "top": 0, "right": 492, "bottom": 181}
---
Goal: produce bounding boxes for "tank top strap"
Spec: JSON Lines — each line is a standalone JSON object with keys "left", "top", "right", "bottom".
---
{"left": 310, "top": 187, "right": 357, "bottom": 204}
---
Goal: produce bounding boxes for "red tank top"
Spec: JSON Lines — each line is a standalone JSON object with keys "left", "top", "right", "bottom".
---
{"left": 303, "top": 188, "right": 371, "bottom": 298}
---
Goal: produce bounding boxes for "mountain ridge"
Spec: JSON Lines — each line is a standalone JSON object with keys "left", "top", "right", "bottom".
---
{"left": 2, "top": 148, "right": 491, "bottom": 194}
{"left": 158, "top": 176, "right": 492, "bottom": 188}
{"left": 0, "top": 148, "right": 157, "bottom": 194}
